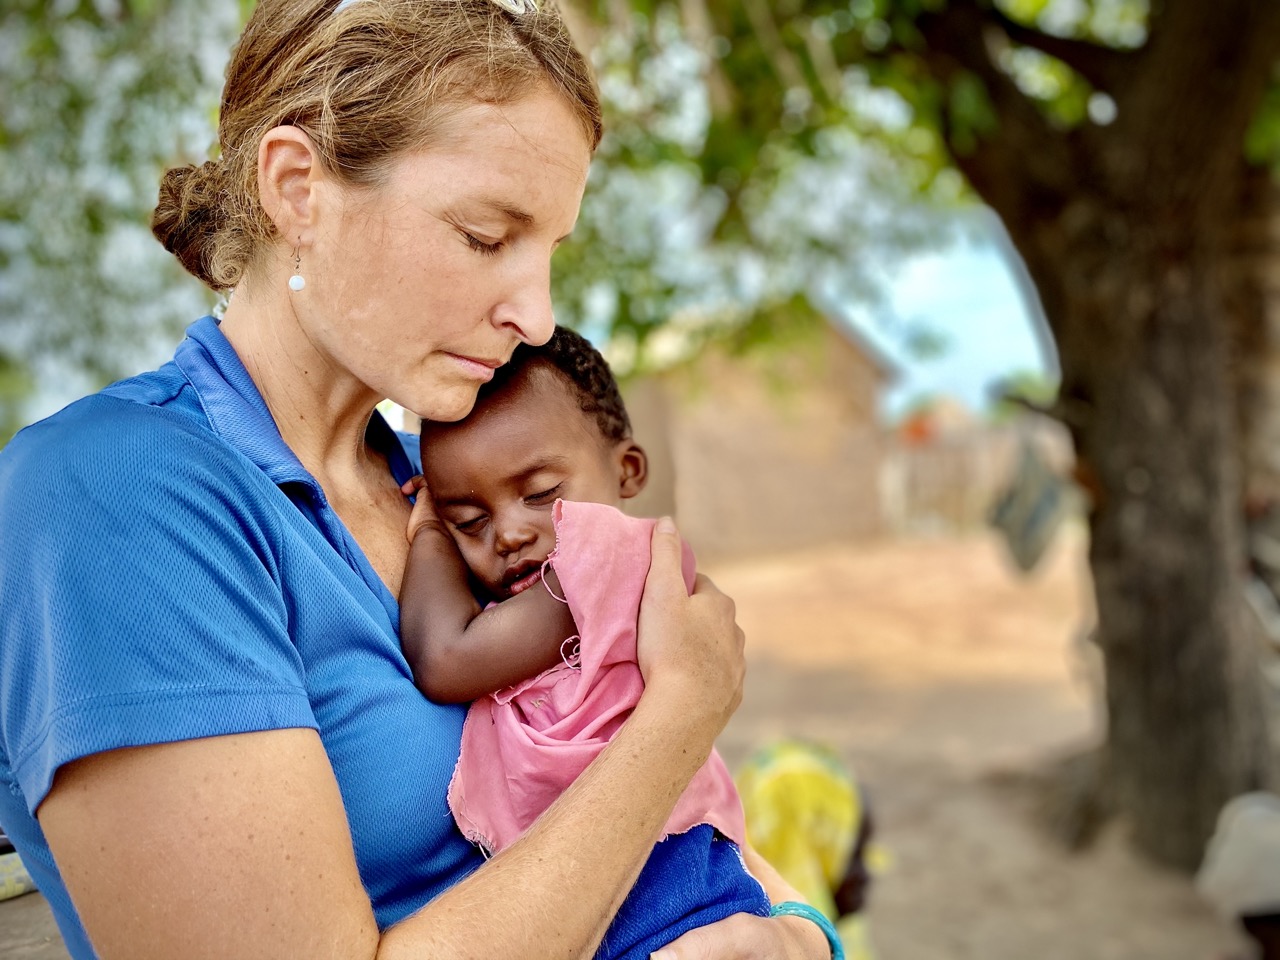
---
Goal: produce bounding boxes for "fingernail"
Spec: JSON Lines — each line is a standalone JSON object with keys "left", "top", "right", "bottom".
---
{"left": 650, "top": 951, "right": 675, "bottom": 960}
{"left": 656, "top": 516, "right": 676, "bottom": 534}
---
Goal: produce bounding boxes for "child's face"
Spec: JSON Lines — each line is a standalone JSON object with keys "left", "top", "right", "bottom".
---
{"left": 420, "top": 363, "right": 646, "bottom": 600}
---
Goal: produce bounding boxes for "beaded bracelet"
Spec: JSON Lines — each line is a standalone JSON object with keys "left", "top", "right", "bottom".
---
{"left": 770, "top": 901, "right": 845, "bottom": 960}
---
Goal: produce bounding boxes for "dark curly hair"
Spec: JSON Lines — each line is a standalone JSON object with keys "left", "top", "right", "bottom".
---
{"left": 475, "top": 326, "right": 631, "bottom": 442}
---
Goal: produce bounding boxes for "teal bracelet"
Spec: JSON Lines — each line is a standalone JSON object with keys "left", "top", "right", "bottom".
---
{"left": 770, "top": 901, "right": 845, "bottom": 960}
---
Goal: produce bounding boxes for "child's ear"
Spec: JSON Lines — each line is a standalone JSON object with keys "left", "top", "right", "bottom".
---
{"left": 615, "top": 440, "right": 648, "bottom": 499}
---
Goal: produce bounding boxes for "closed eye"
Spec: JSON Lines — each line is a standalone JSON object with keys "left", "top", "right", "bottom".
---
{"left": 464, "top": 232, "right": 502, "bottom": 257}
{"left": 451, "top": 513, "right": 488, "bottom": 535}
{"left": 524, "top": 484, "right": 562, "bottom": 506}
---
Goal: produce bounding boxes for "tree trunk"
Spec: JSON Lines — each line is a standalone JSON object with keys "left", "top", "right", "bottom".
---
{"left": 1007, "top": 187, "right": 1273, "bottom": 869}
{"left": 919, "top": 0, "right": 1280, "bottom": 871}
{"left": 1224, "top": 167, "right": 1280, "bottom": 509}
{"left": 672, "top": 0, "right": 1280, "bottom": 868}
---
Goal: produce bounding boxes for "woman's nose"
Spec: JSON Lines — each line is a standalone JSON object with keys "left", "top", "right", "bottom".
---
{"left": 491, "top": 257, "right": 555, "bottom": 346}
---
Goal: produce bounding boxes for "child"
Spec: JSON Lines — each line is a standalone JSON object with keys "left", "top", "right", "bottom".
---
{"left": 398, "top": 328, "right": 774, "bottom": 960}
{"left": 736, "top": 740, "right": 882, "bottom": 960}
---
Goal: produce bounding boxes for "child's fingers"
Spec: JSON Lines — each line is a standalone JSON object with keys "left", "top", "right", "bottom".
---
{"left": 403, "top": 479, "right": 443, "bottom": 545}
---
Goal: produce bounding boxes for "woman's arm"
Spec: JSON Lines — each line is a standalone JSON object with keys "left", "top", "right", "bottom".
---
{"left": 398, "top": 497, "right": 576, "bottom": 702}
{"left": 38, "top": 518, "right": 771, "bottom": 960}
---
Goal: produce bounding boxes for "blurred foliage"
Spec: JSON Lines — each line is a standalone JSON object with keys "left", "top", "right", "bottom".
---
{"left": 561, "top": 0, "right": 1280, "bottom": 373}
{"left": 0, "top": 0, "right": 235, "bottom": 441}
{"left": 0, "top": 0, "right": 969, "bottom": 444}
{"left": 0, "top": 355, "right": 35, "bottom": 444}
{"left": 16, "top": 0, "right": 1263, "bottom": 437}
{"left": 551, "top": 2, "right": 970, "bottom": 377}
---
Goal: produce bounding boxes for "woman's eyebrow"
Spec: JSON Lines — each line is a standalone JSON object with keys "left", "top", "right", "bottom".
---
{"left": 476, "top": 197, "right": 534, "bottom": 225}
{"left": 474, "top": 198, "right": 573, "bottom": 243}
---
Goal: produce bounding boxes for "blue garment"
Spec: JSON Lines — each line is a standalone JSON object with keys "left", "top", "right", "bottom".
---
{"left": 601, "top": 826, "right": 769, "bottom": 960}
{"left": 0, "top": 317, "right": 482, "bottom": 958}
{"left": 0, "top": 316, "right": 768, "bottom": 959}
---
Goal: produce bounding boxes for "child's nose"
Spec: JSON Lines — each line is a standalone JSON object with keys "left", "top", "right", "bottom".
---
{"left": 495, "top": 521, "right": 538, "bottom": 556}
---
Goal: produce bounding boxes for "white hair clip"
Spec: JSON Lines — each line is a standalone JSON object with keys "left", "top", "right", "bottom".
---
{"left": 335, "top": 0, "right": 537, "bottom": 13}
{"left": 491, "top": 0, "right": 539, "bottom": 13}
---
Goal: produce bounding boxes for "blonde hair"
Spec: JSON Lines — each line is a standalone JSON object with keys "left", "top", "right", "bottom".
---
{"left": 152, "top": 0, "right": 601, "bottom": 291}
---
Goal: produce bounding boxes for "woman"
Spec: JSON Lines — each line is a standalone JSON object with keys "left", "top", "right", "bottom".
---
{"left": 0, "top": 1, "right": 834, "bottom": 958}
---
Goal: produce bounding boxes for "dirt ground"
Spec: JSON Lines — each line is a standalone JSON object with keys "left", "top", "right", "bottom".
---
{"left": 0, "top": 527, "right": 1252, "bottom": 958}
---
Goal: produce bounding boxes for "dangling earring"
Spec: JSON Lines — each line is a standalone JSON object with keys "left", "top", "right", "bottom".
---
{"left": 288, "top": 247, "right": 305, "bottom": 291}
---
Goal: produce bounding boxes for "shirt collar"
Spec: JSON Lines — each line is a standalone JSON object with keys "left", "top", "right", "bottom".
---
{"left": 172, "top": 316, "right": 414, "bottom": 490}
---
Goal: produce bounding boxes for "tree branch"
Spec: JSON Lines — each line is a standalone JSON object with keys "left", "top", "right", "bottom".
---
{"left": 679, "top": 0, "right": 736, "bottom": 116}
{"left": 984, "top": 4, "right": 1140, "bottom": 94}
{"left": 1112, "top": 0, "right": 1280, "bottom": 191}
{"left": 741, "top": 0, "right": 807, "bottom": 92}
{"left": 800, "top": 18, "right": 845, "bottom": 107}
{"left": 913, "top": 0, "right": 1077, "bottom": 214}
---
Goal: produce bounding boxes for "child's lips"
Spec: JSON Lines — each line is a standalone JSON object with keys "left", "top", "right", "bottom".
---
{"left": 501, "top": 559, "right": 545, "bottom": 597}
{"left": 507, "top": 566, "right": 544, "bottom": 596}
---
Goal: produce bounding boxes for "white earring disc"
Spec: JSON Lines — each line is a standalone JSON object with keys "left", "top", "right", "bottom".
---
{"left": 288, "top": 274, "right": 306, "bottom": 291}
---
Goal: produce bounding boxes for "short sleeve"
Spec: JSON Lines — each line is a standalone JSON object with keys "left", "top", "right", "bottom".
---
{"left": 0, "top": 397, "right": 315, "bottom": 813}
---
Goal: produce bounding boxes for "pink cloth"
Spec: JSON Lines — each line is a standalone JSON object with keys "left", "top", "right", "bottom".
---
{"left": 448, "top": 499, "right": 747, "bottom": 854}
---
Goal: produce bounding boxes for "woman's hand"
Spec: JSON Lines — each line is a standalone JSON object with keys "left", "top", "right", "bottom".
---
{"left": 636, "top": 517, "right": 746, "bottom": 749}
{"left": 651, "top": 912, "right": 832, "bottom": 960}
{"left": 660, "top": 841, "right": 834, "bottom": 960}
{"left": 401, "top": 475, "right": 446, "bottom": 545}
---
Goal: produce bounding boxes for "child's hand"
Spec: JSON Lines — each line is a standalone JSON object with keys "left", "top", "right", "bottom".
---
{"left": 401, "top": 475, "right": 447, "bottom": 545}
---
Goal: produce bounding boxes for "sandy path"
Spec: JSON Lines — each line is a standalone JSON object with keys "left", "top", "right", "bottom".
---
{"left": 707, "top": 527, "right": 1249, "bottom": 959}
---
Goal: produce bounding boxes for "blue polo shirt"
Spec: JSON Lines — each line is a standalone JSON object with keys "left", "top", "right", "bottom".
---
{"left": 0, "top": 317, "right": 483, "bottom": 958}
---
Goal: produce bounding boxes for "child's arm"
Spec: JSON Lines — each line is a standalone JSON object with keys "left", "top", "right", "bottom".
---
{"left": 398, "top": 478, "right": 578, "bottom": 704}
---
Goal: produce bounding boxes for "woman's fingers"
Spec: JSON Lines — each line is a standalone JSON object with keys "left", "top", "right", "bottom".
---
{"left": 653, "top": 911, "right": 831, "bottom": 960}
{"left": 637, "top": 517, "right": 746, "bottom": 728}
{"left": 643, "top": 516, "right": 688, "bottom": 603}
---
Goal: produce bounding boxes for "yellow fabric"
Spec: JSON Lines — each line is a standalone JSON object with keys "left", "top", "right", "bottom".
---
{"left": 836, "top": 915, "right": 876, "bottom": 960}
{"left": 735, "top": 740, "right": 860, "bottom": 922}
{"left": 0, "top": 853, "right": 36, "bottom": 901}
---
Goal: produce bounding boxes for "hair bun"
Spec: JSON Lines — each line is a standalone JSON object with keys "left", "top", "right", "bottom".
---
{"left": 151, "top": 160, "right": 230, "bottom": 290}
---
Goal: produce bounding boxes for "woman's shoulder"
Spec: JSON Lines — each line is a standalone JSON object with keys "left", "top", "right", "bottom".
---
{"left": 0, "top": 370, "right": 273, "bottom": 541}
{"left": 3, "top": 367, "right": 230, "bottom": 483}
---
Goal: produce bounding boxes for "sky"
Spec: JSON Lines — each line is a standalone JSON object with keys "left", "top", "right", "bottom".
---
{"left": 848, "top": 232, "right": 1057, "bottom": 420}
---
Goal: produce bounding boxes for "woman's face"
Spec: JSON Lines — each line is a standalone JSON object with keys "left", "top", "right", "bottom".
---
{"left": 303, "top": 89, "right": 592, "bottom": 422}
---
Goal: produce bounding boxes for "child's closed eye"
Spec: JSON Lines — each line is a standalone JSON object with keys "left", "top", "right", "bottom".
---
{"left": 451, "top": 514, "right": 488, "bottom": 535}
{"left": 523, "top": 484, "right": 562, "bottom": 506}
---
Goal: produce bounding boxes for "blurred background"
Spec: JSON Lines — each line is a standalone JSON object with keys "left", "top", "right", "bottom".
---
{"left": 4, "top": 0, "right": 1280, "bottom": 957}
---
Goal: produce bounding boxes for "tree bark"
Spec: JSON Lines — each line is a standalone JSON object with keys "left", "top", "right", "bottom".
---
{"left": 1043, "top": 196, "right": 1270, "bottom": 869}
{"left": 913, "top": 0, "right": 1280, "bottom": 868}
{"left": 1224, "top": 166, "right": 1280, "bottom": 509}
{"left": 660, "top": 0, "right": 1280, "bottom": 867}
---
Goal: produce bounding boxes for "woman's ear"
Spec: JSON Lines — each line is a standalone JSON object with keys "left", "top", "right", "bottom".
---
{"left": 257, "top": 125, "right": 322, "bottom": 244}
{"left": 615, "top": 440, "right": 649, "bottom": 499}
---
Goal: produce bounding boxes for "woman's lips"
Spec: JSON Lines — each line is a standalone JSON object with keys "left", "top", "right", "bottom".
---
{"left": 448, "top": 353, "right": 501, "bottom": 382}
